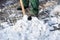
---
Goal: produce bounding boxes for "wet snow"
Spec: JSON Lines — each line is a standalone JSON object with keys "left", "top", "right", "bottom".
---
{"left": 0, "top": 1, "right": 60, "bottom": 40}
{"left": 0, "top": 13, "right": 60, "bottom": 40}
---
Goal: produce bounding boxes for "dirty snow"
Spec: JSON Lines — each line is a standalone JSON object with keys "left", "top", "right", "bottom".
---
{"left": 0, "top": 14, "right": 60, "bottom": 40}
{"left": 0, "top": 0, "right": 60, "bottom": 40}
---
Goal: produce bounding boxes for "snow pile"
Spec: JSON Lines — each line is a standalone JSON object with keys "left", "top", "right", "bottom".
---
{"left": 0, "top": 15, "right": 46, "bottom": 40}
{"left": 0, "top": 14, "right": 60, "bottom": 40}
{"left": 0, "top": 3, "right": 60, "bottom": 40}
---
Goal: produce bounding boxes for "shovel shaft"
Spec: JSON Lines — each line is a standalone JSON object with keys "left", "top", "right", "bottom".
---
{"left": 20, "top": 0, "right": 25, "bottom": 15}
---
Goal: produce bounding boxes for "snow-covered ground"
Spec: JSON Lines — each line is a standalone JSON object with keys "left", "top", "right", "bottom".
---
{"left": 0, "top": 0, "right": 60, "bottom": 40}
{"left": 0, "top": 13, "right": 60, "bottom": 40}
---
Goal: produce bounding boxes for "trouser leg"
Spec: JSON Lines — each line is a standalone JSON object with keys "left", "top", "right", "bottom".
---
{"left": 29, "top": 0, "right": 39, "bottom": 16}
{"left": 22, "top": 0, "right": 29, "bottom": 8}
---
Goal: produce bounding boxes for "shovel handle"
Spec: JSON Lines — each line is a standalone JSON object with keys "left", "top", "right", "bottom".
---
{"left": 20, "top": 0, "right": 25, "bottom": 16}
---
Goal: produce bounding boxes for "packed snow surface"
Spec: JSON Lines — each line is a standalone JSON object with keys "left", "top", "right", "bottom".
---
{"left": 0, "top": 1, "right": 60, "bottom": 40}
{"left": 0, "top": 14, "right": 60, "bottom": 40}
